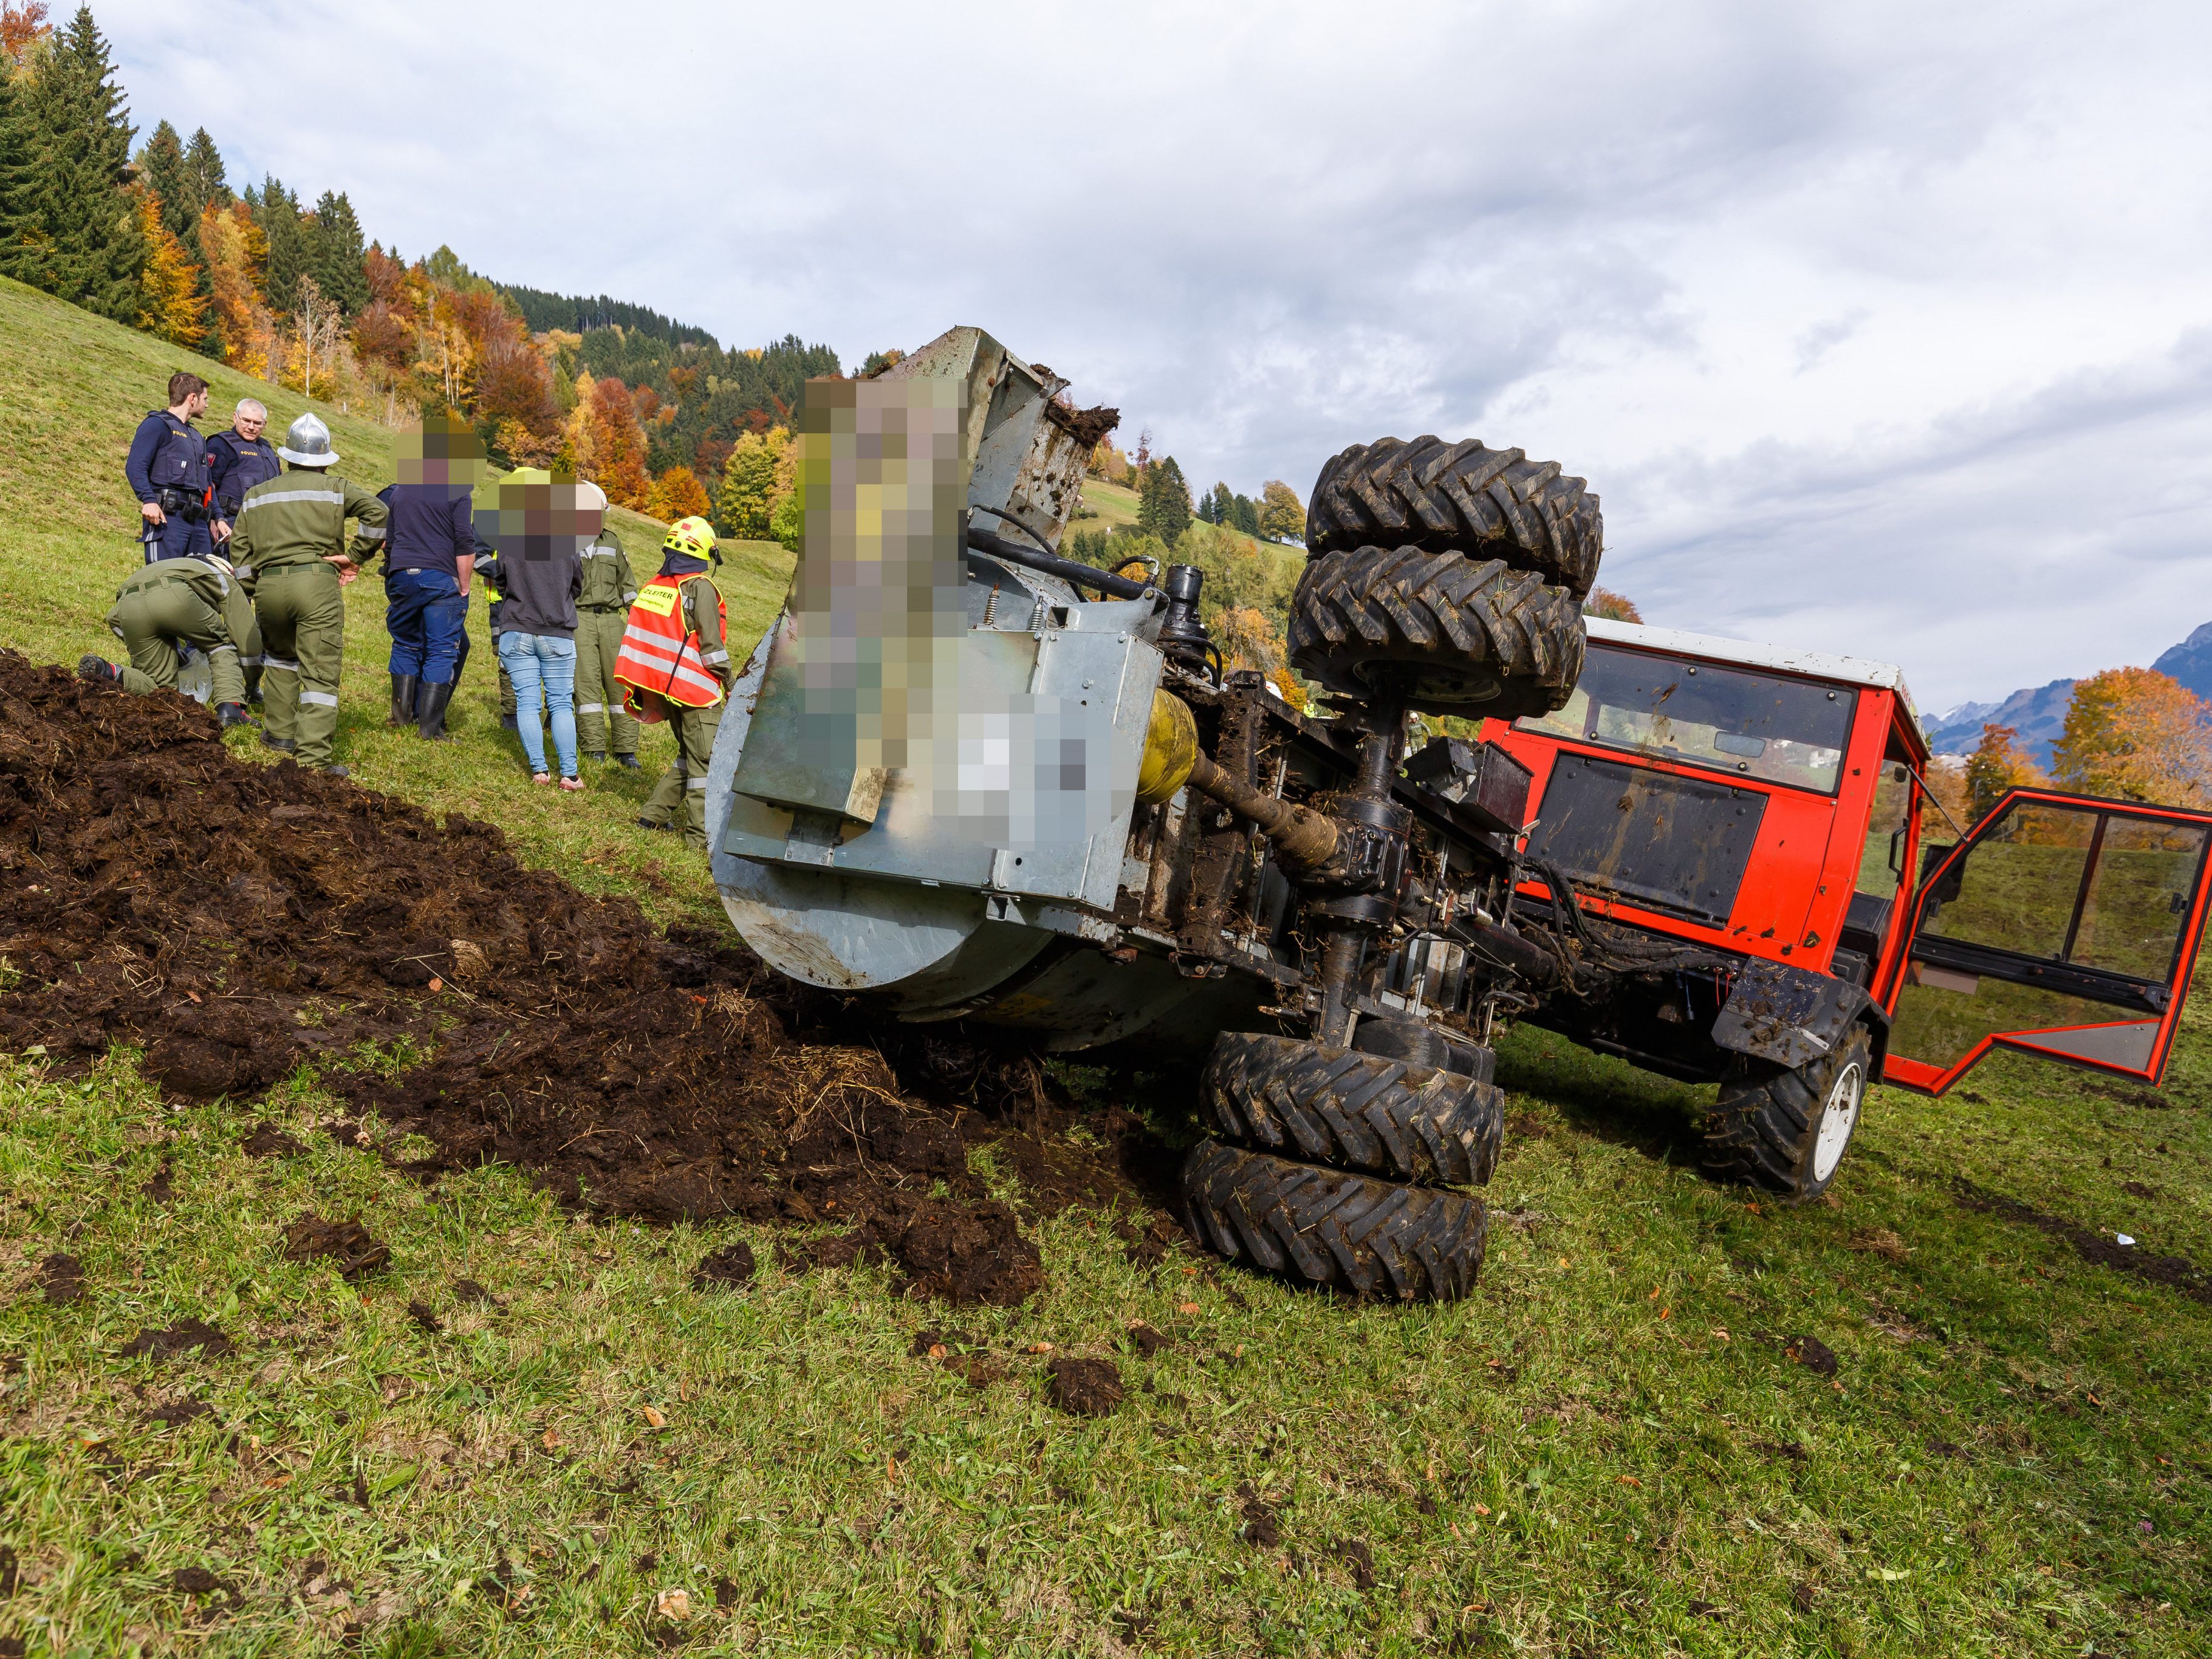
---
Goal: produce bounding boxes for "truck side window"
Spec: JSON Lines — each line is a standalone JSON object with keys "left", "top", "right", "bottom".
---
{"left": 1855, "top": 770, "right": 1911, "bottom": 900}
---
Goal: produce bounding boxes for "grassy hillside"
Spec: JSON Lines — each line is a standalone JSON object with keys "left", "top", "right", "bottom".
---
{"left": 0, "top": 273, "right": 793, "bottom": 925}
{"left": 1, "top": 283, "right": 2210, "bottom": 1657}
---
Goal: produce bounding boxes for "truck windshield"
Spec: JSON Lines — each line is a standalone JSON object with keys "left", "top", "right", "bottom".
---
{"left": 1516, "top": 643, "right": 1856, "bottom": 793}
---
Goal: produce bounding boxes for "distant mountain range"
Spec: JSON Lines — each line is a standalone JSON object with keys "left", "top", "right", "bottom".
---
{"left": 1924, "top": 622, "right": 2212, "bottom": 764}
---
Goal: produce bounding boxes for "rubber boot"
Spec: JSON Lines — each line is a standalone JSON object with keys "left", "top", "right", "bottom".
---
{"left": 416, "top": 680, "right": 456, "bottom": 742}
{"left": 262, "top": 733, "right": 297, "bottom": 753}
{"left": 216, "top": 702, "right": 250, "bottom": 729}
{"left": 501, "top": 713, "right": 519, "bottom": 733}
{"left": 584, "top": 751, "right": 606, "bottom": 764}
{"left": 388, "top": 673, "right": 420, "bottom": 727}
{"left": 616, "top": 754, "right": 642, "bottom": 770}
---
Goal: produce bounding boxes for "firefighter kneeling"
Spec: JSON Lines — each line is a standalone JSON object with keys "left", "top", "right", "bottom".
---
{"left": 617, "top": 516, "right": 731, "bottom": 848}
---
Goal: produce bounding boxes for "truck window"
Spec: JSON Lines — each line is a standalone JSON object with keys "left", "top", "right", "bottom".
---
{"left": 1517, "top": 644, "right": 1855, "bottom": 793}
{"left": 1856, "top": 767, "right": 1911, "bottom": 899}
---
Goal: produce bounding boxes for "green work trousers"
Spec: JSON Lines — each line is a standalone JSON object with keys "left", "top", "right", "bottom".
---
{"left": 253, "top": 564, "right": 346, "bottom": 768}
{"left": 639, "top": 702, "right": 723, "bottom": 848}
{"left": 107, "top": 581, "right": 248, "bottom": 708}
{"left": 574, "top": 607, "right": 640, "bottom": 758}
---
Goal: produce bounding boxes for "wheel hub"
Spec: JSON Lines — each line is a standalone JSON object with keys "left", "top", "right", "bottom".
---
{"left": 1811, "top": 1061, "right": 1863, "bottom": 1183}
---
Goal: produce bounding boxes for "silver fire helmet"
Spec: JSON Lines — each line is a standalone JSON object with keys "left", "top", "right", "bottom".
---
{"left": 278, "top": 412, "right": 339, "bottom": 467}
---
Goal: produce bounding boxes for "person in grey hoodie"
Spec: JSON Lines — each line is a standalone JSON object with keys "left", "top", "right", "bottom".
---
{"left": 474, "top": 468, "right": 588, "bottom": 788}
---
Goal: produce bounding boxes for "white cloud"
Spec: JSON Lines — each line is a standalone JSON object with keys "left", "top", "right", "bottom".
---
{"left": 97, "top": 0, "right": 2212, "bottom": 704}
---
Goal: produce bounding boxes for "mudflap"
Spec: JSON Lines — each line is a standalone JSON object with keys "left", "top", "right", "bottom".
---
{"left": 1711, "top": 958, "right": 1883, "bottom": 1072}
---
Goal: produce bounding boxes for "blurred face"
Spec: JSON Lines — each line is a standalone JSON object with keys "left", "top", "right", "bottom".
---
{"left": 234, "top": 408, "right": 266, "bottom": 440}
{"left": 395, "top": 419, "right": 487, "bottom": 490}
{"left": 491, "top": 477, "right": 604, "bottom": 554}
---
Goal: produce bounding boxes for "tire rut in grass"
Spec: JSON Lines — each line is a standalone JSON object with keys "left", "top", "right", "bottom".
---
{"left": 0, "top": 652, "right": 1165, "bottom": 1305}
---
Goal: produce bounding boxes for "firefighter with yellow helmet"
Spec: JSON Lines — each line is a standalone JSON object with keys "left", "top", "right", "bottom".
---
{"left": 615, "top": 515, "right": 730, "bottom": 847}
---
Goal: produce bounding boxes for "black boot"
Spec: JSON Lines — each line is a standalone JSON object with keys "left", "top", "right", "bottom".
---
{"left": 216, "top": 702, "right": 250, "bottom": 729}
{"left": 584, "top": 750, "right": 606, "bottom": 764}
{"left": 616, "top": 753, "right": 642, "bottom": 770}
{"left": 417, "top": 680, "right": 456, "bottom": 742}
{"left": 262, "top": 733, "right": 296, "bottom": 753}
{"left": 501, "top": 713, "right": 519, "bottom": 733}
{"left": 388, "top": 673, "right": 420, "bottom": 727}
{"left": 77, "top": 654, "right": 121, "bottom": 685}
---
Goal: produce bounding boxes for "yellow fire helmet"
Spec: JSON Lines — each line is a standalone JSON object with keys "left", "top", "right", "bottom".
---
{"left": 663, "top": 515, "right": 719, "bottom": 562}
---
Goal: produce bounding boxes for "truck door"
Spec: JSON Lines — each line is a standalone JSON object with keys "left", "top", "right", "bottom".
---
{"left": 1879, "top": 788, "right": 2212, "bottom": 1093}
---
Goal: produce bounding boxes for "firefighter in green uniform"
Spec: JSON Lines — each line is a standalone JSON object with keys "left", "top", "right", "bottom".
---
{"left": 226, "top": 413, "right": 389, "bottom": 777}
{"left": 620, "top": 516, "right": 731, "bottom": 847}
{"left": 78, "top": 553, "right": 260, "bottom": 726}
{"left": 573, "top": 482, "right": 642, "bottom": 767}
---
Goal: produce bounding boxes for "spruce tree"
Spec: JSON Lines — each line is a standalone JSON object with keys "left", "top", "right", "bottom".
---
{"left": 182, "top": 127, "right": 227, "bottom": 208}
{"left": 135, "top": 120, "right": 201, "bottom": 246}
{"left": 1231, "top": 493, "right": 1260, "bottom": 536}
{"left": 312, "top": 189, "right": 368, "bottom": 316}
{"left": 5, "top": 5, "right": 142, "bottom": 320}
{"left": 256, "top": 174, "right": 304, "bottom": 313}
{"left": 0, "top": 59, "right": 24, "bottom": 255}
{"left": 1145, "top": 456, "right": 1191, "bottom": 544}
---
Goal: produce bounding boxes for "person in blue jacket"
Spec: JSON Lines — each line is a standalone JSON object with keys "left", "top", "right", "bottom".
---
{"left": 206, "top": 398, "right": 282, "bottom": 553}
{"left": 124, "top": 372, "right": 214, "bottom": 563}
{"left": 377, "top": 418, "right": 484, "bottom": 739}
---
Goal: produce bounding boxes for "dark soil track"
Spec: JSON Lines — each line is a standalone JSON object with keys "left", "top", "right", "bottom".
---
{"left": 0, "top": 653, "right": 1169, "bottom": 1302}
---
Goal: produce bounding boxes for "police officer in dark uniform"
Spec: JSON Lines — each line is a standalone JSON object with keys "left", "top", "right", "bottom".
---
{"left": 125, "top": 371, "right": 215, "bottom": 563}
{"left": 206, "top": 397, "right": 282, "bottom": 552}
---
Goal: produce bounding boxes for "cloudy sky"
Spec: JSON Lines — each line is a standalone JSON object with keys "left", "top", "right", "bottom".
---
{"left": 98, "top": 0, "right": 2212, "bottom": 711}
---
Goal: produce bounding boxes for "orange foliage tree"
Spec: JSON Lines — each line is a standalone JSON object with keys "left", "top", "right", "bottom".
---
{"left": 2051, "top": 667, "right": 2212, "bottom": 809}
{"left": 1583, "top": 587, "right": 1642, "bottom": 623}
{"left": 133, "top": 191, "right": 204, "bottom": 347}
{"left": 1964, "top": 722, "right": 2048, "bottom": 819}
{"left": 645, "top": 465, "right": 711, "bottom": 524}
{"left": 574, "top": 377, "right": 650, "bottom": 509}
{"left": 1, "top": 2, "right": 49, "bottom": 72}
{"left": 197, "top": 200, "right": 273, "bottom": 377}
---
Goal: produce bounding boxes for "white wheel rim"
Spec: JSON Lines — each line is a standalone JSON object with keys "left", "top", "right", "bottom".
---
{"left": 1810, "top": 1061, "right": 1863, "bottom": 1183}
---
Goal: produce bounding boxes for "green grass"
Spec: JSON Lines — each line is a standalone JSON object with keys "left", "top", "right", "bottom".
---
{"left": 2, "top": 281, "right": 2210, "bottom": 1657}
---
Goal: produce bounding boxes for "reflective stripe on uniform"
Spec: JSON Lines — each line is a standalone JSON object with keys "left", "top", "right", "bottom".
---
{"left": 239, "top": 655, "right": 263, "bottom": 666}
{"left": 687, "top": 775, "right": 710, "bottom": 789}
{"left": 209, "top": 644, "right": 238, "bottom": 657}
{"left": 261, "top": 655, "right": 301, "bottom": 672}
{"left": 354, "top": 525, "right": 387, "bottom": 540}
{"left": 577, "top": 702, "right": 604, "bottom": 714}
{"left": 300, "top": 690, "right": 338, "bottom": 708}
{"left": 240, "top": 490, "right": 344, "bottom": 511}
{"left": 702, "top": 648, "right": 728, "bottom": 664}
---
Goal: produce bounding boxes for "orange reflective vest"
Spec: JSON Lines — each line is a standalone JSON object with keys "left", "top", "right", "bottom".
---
{"left": 614, "top": 573, "right": 727, "bottom": 714}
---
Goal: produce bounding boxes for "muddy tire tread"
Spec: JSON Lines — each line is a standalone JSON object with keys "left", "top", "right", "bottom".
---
{"left": 1702, "top": 1027, "right": 1872, "bottom": 1199}
{"left": 1180, "top": 1140, "right": 1487, "bottom": 1301}
{"left": 1307, "top": 436, "right": 1603, "bottom": 596}
{"left": 1201, "top": 1031, "right": 1503, "bottom": 1186}
{"left": 1287, "top": 544, "right": 1585, "bottom": 717}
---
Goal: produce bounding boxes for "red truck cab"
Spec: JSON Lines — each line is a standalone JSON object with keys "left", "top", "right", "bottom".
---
{"left": 1482, "top": 617, "right": 2212, "bottom": 1112}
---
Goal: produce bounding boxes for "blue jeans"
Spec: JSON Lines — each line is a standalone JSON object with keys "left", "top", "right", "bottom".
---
{"left": 385, "top": 567, "right": 467, "bottom": 684}
{"left": 496, "top": 631, "right": 578, "bottom": 777}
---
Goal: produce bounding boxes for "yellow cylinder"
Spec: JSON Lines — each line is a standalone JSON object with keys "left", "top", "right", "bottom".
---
{"left": 1135, "top": 689, "right": 1199, "bottom": 806}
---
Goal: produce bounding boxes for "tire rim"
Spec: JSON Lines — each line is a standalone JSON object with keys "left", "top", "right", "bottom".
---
{"left": 1810, "top": 1061, "right": 1864, "bottom": 1183}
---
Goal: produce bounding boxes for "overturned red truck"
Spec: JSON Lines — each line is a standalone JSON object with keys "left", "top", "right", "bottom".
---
{"left": 704, "top": 327, "right": 2212, "bottom": 1299}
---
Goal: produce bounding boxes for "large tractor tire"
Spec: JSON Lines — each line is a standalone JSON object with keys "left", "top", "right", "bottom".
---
{"left": 1306, "top": 436, "right": 1603, "bottom": 598}
{"left": 1702, "top": 1025, "right": 1873, "bottom": 1201}
{"left": 1287, "top": 545, "right": 1584, "bottom": 718}
{"left": 1180, "top": 1140, "right": 1487, "bottom": 1301}
{"left": 1201, "top": 1031, "right": 1504, "bottom": 1186}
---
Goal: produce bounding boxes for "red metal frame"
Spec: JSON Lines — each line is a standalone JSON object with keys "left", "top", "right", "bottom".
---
{"left": 1875, "top": 787, "right": 2212, "bottom": 1095}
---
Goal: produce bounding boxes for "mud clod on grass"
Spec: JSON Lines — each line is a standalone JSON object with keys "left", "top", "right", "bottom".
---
{"left": 279, "top": 1214, "right": 390, "bottom": 1282}
{"left": 1046, "top": 1355, "right": 1124, "bottom": 1417}
{"left": 0, "top": 653, "right": 1172, "bottom": 1306}
{"left": 1238, "top": 1482, "right": 1282, "bottom": 1548}
{"left": 691, "top": 1242, "right": 756, "bottom": 1291}
{"left": 240, "top": 1123, "right": 307, "bottom": 1159}
{"left": 35, "top": 1251, "right": 83, "bottom": 1304}
{"left": 118, "top": 1318, "right": 232, "bottom": 1361}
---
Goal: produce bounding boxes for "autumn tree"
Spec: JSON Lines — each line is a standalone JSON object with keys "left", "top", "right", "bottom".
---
{"left": 133, "top": 187, "right": 202, "bottom": 346}
{"left": 574, "top": 375, "right": 650, "bottom": 509}
{"left": 1256, "top": 479, "right": 1304, "bottom": 542}
{"left": 3, "top": 4, "right": 142, "bottom": 321}
{"left": 714, "top": 425, "right": 793, "bottom": 541}
{"left": 1, "top": 2, "right": 50, "bottom": 72}
{"left": 1963, "top": 722, "right": 2049, "bottom": 819}
{"left": 198, "top": 199, "right": 270, "bottom": 375}
{"left": 2051, "top": 667, "right": 2212, "bottom": 808}
{"left": 646, "top": 465, "right": 711, "bottom": 523}
{"left": 1583, "top": 587, "right": 1643, "bottom": 623}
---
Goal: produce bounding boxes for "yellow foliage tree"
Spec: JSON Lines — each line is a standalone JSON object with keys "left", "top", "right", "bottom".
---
{"left": 199, "top": 200, "right": 274, "bottom": 378}
{"left": 716, "top": 426, "right": 793, "bottom": 540}
{"left": 2052, "top": 668, "right": 2212, "bottom": 807}
{"left": 134, "top": 192, "right": 205, "bottom": 348}
{"left": 1583, "top": 586, "right": 1643, "bottom": 623}
{"left": 646, "top": 465, "right": 712, "bottom": 524}
{"left": 1256, "top": 479, "right": 1305, "bottom": 542}
{"left": 1963, "top": 722, "right": 2048, "bottom": 820}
